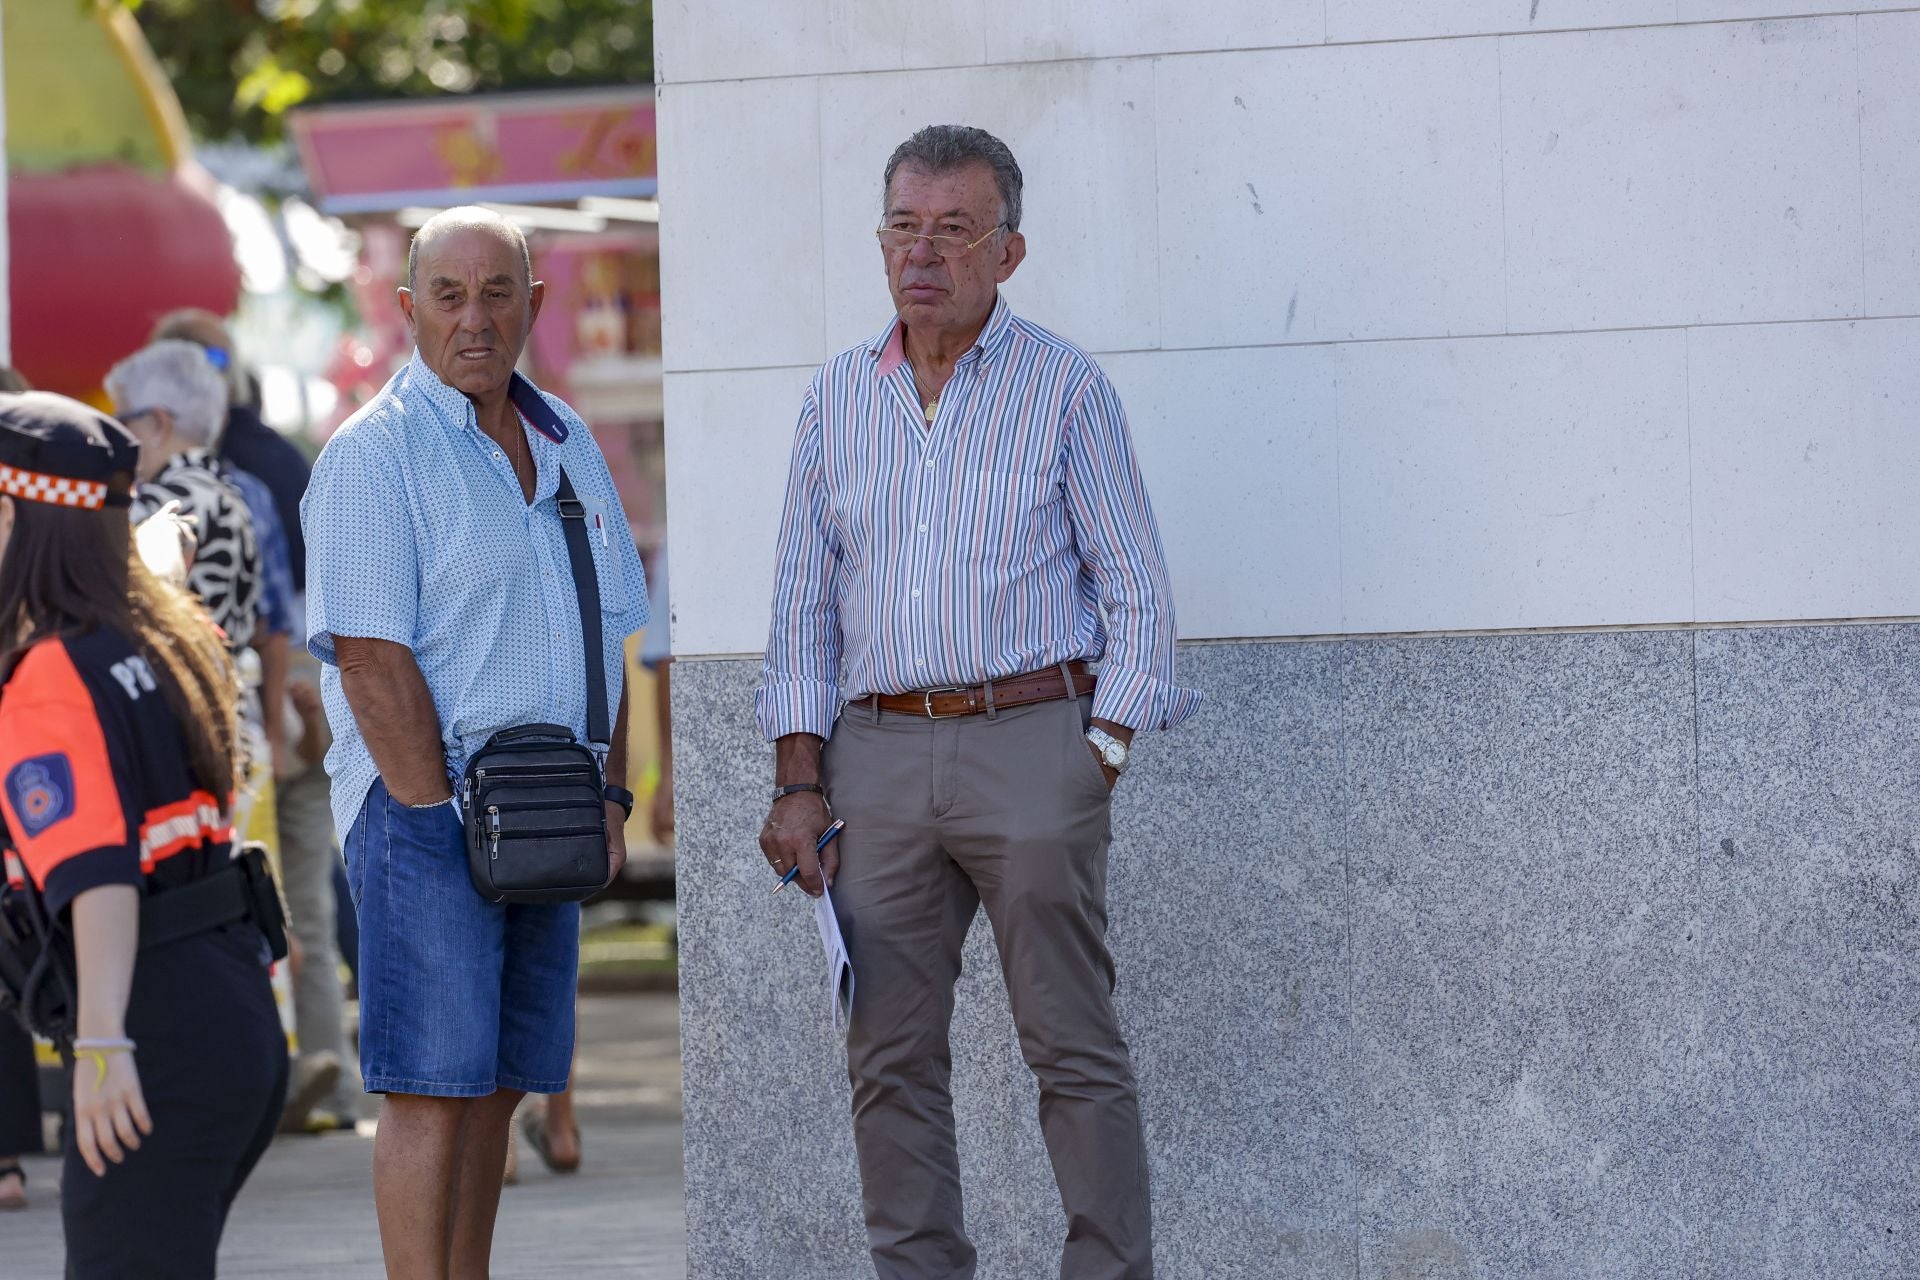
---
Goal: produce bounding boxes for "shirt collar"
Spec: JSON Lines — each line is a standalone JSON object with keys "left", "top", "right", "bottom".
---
{"left": 869, "top": 294, "right": 1014, "bottom": 376}
{"left": 156, "top": 448, "right": 212, "bottom": 479}
{"left": 403, "top": 349, "right": 571, "bottom": 444}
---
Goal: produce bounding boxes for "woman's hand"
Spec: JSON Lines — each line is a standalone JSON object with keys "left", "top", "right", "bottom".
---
{"left": 72, "top": 1050, "right": 153, "bottom": 1177}
{"left": 69, "top": 886, "right": 144, "bottom": 1176}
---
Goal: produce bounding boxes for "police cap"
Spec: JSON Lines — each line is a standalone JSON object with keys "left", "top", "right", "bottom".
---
{"left": 0, "top": 391, "right": 139, "bottom": 511}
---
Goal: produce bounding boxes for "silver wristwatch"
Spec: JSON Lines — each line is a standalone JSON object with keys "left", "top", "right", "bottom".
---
{"left": 1085, "top": 725, "right": 1130, "bottom": 774}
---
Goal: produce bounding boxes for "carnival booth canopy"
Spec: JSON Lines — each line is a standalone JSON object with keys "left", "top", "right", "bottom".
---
{"left": 290, "top": 87, "right": 663, "bottom": 434}
{"left": 4, "top": 1, "right": 240, "bottom": 398}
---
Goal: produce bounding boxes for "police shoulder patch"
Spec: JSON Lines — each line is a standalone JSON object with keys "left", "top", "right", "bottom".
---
{"left": 7, "top": 753, "right": 76, "bottom": 837}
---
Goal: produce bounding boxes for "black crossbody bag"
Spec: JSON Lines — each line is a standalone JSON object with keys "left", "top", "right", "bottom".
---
{"left": 460, "top": 466, "right": 614, "bottom": 904}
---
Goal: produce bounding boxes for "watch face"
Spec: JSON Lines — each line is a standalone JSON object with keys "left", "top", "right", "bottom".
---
{"left": 1101, "top": 742, "right": 1126, "bottom": 767}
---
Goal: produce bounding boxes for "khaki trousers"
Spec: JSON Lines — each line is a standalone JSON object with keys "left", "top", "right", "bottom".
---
{"left": 822, "top": 691, "right": 1153, "bottom": 1280}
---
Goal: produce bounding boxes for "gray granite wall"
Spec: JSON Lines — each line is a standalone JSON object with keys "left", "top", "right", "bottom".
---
{"left": 673, "top": 626, "right": 1920, "bottom": 1280}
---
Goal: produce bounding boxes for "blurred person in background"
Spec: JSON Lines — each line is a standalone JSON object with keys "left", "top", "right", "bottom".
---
{"left": 105, "top": 344, "right": 348, "bottom": 1122}
{"left": 104, "top": 341, "right": 263, "bottom": 657}
{"left": 0, "top": 392, "right": 287, "bottom": 1278}
{"left": 152, "top": 310, "right": 360, "bottom": 1131}
{"left": 0, "top": 1007, "right": 34, "bottom": 1209}
{"left": 152, "top": 309, "right": 310, "bottom": 597}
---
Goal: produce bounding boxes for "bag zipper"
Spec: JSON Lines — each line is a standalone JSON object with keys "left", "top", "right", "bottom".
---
{"left": 491, "top": 822, "right": 605, "bottom": 841}
{"left": 475, "top": 761, "right": 595, "bottom": 782}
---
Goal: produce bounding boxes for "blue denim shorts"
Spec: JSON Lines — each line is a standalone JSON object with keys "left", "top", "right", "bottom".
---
{"left": 342, "top": 779, "right": 579, "bottom": 1096}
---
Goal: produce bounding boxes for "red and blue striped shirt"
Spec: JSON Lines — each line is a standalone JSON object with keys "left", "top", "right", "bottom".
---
{"left": 756, "top": 296, "right": 1200, "bottom": 740}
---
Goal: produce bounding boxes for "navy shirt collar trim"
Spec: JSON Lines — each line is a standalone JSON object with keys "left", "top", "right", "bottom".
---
{"left": 509, "top": 375, "right": 569, "bottom": 444}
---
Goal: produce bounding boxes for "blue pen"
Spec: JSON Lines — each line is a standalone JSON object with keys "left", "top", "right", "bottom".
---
{"left": 774, "top": 819, "right": 845, "bottom": 895}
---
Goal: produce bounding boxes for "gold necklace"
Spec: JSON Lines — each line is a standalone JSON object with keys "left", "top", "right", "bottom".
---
{"left": 506, "top": 417, "right": 529, "bottom": 497}
{"left": 908, "top": 360, "right": 940, "bottom": 423}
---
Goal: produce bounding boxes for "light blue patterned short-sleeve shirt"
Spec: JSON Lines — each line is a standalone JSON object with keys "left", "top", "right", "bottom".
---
{"left": 302, "top": 352, "right": 648, "bottom": 839}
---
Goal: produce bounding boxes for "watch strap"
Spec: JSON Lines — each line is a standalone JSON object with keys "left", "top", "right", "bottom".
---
{"left": 1085, "top": 725, "right": 1130, "bottom": 772}
{"left": 604, "top": 784, "right": 635, "bottom": 817}
{"left": 773, "top": 782, "right": 825, "bottom": 802}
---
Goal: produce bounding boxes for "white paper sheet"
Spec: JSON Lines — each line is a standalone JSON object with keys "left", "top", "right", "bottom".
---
{"left": 813, "top": 884, "right": 855, "bottom": 1038}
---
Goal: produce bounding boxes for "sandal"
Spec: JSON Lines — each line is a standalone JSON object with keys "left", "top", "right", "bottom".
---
{"left": 0, "top": 1162, "right": 26, "bottom": 1211}
{"left": 519, "top": 1107, "right": 581, "bottom": 1174}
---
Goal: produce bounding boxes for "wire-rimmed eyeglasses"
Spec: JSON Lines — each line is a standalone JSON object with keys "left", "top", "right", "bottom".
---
{"left": 874, "top": 223, "right": 1008, "bottom": 259}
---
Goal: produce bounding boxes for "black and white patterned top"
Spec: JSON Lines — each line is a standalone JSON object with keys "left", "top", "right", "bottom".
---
{"left": 130, "top": 450, "right": 262, "bottom": 653}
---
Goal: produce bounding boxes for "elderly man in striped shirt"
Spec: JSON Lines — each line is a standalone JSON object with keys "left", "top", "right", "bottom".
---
{"left": 756, "top": 125, "right": 1199, "bottom": 1280}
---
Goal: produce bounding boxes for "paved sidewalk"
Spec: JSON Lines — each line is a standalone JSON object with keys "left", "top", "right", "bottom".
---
{"left": 9, "top": 993, "right": 687, "bottom": 1278}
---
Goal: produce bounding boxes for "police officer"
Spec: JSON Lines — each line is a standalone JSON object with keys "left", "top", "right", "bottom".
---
{"left": 0, "top": 392, "right": 288, "bottom": 1278}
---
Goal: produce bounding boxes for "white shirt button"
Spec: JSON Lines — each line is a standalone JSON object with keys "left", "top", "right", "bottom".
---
{"left": 916, "top": 659, "right": 926, "bottom": 666}
{"left": 911, "top": 590, "right": 921, "bottom": 599}
{"left": 924, "top": 459, "right": 935, "bottom": 469}
{"left": 918, "top": 523, "right": 928, "bottom": 533}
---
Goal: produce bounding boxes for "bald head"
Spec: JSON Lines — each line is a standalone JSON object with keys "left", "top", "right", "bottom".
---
{"left": 398, "top": 207, "right": 545, "bottom": 405}
{"left": 406, "top": 207, "right": 531, "bottom": 295}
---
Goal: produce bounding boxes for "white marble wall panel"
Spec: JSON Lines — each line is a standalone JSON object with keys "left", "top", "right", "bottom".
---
{"left": 662, "top": 366, "right": 819, "bottom": 656}
{"left": 816, "top": 59, "right": 1162, "bottom": 356}
{"left": 983, "top": 0, "right": 1322, "bottom": 63}
{"left": 1679, "top": 0, "right": 1920, "bottom": 19}
{"left": 1327, "top": 0, "right": 1675, "bottom": 43}
{"left": 1335, "top": 330, "right": 1693, "bottom": 633}
{"left": 1503, "top": 18, "right": 1862, "bottom": 332}
{"left": 1100, "top": 347, "right": 1342, "bottom": 639}
{"left": 1861, "top": 12, "right": 1920, "bottom": 315}
{"left": 1689, "top": 319, "right": 1920, "bottom": 624}
{"left": 1156, "top": 40, "right": 1506, "bottom": 348}
{"left": 658, "top": 77, "right": 826, "bottom": 375}
{"left": 652, "top": 0, "right": 986, "bottom": 85}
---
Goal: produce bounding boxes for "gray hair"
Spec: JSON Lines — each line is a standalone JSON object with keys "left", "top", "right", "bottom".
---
{"left": 150, "top": 307, "right": 247, "bottom": 408}
{"left": 104, "top": 340, "right": 229, "bottom": 448}
{"left": 883, "top": 125, "right": 1024, "bottom": 232}
{"left": 406, "top": 206, "right": 533, "bottom": 294}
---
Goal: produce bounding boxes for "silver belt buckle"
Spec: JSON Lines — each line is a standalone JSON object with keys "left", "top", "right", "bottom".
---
{"left": 922, "top": 686, "right": 972, "bottom": 719}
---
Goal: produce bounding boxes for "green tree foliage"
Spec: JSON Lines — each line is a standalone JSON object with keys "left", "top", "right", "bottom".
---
{"left": 128, "top": 0, "right": 654, "bottom": 143}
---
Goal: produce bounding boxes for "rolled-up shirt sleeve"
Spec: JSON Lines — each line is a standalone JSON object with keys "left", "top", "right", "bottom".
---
{"left": 302, "top": 428, "right": 418, "bottom": 666}
{"left": 1062, "top": 371, "right": 1203, "bottom": 732}
{"left": 755, "top": 386, "right": 844, "bottom": 741}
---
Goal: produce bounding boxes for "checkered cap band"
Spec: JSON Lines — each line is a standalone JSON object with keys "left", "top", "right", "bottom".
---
{"left": 0, "top": 462, "right": 111, "bottom": 510}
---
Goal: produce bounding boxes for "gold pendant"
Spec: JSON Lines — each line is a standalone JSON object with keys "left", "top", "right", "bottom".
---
{"left": 924, "top": 397, "right": 938, "bottom": 423}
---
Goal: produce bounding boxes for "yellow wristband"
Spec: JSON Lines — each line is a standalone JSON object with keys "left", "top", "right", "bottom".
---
{"left": 72, "top": 1042, "right": 133, "bottom": 1089}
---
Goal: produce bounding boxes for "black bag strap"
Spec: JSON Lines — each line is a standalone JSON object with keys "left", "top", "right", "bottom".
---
{"left": 555, "top": 465, "right": 610, "bottom": 747}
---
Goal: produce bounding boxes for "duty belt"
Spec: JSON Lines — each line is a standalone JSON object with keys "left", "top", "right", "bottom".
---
{"left": 0, "top": 846, "right": 288, "bottom": 1049}
{"left": 139, "top": 849, "right": 287, "bottom": 959}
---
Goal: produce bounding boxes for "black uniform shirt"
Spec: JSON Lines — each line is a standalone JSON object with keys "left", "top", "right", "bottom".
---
{"left": 0, "top": 628, "right": 232, "bottom": 917}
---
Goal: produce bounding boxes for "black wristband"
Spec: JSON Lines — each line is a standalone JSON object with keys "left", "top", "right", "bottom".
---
{"left": 773, "top": 782, "right": 825, "bottom": 803}
{"left": 604, "top": 784, "right": 635, "bottom": 818}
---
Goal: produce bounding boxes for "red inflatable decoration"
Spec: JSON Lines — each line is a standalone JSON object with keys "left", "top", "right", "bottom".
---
{"left": 7, "top": 164, "right": 241, "bottom": 398}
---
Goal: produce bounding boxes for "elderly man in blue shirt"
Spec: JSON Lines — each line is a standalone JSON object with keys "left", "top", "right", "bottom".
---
{"left": 302, "top": 207, "right": 647, "bottom": 1278}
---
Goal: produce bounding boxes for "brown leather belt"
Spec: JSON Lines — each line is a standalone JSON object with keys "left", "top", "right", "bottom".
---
{"left": 861, "top": 661, "right": 1095, "bottom": 720}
